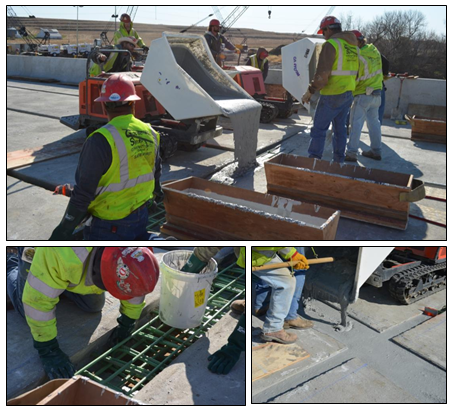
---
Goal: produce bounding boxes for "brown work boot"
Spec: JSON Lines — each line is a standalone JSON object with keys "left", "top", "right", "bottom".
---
{"left": 362, "top": 150, "right": 382, "bottom": 161}
{"left": 261, "top": 330, "right": 297, "bottom": 344}
{"left": 230, "top": 299, "right": 245, "bottom": 314}
{"left": 284, "top": 316, "right": 314, "bottom": 330}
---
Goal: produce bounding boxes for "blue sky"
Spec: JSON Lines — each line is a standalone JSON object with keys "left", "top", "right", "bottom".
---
{"left": 13, "top": 6, "right": 447, "bottom": 35}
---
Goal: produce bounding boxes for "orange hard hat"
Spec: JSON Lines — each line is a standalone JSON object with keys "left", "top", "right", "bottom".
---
{"left": 210, "top": 19, "right": 221, "bottom": 27}
{"left": 94, "top": 73, "right": 141, "bottom": 103}
{"left": 120, "top": 13, "right": 131, "bottom": 23}
{"left": 100, "top": 247, "right": 160, "bottom": 300}
{"left": 318, "top": 16, "right": 341, "bottom": 34}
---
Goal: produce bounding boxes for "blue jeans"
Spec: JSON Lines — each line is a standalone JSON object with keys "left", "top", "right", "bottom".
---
{"left": 7, "top": 247, "right": 105, "bottom": 317}
{"left": 308, "top": 91, "right": 354, "bottom": 163}
{"left": 251, "top": 255, "right": 295, "bottom": 333}
{"left": 347, "top": 93, "right": 382, "bottom": 157}
{"left": 84, "top": 205, "right": 149, "bottom": 240}
{"left": 379, "top": 87, "right": 386, "bottom": 125}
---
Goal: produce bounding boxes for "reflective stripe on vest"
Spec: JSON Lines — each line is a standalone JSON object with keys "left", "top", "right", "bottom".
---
{"left": 24, "top": 304, "right": 56, "bottom": 321}
{"left": 331, "top": 39, "right": 359, "bottom": 76}
{"left": 356, "top": 53, "right": 382, "bottom": 82}
{"left": 26, "top": 273, "right": 65, "bottom": 298}
{"left": 95, "top": 124, "right": 157, "bottom": 196}
{"left": 250, "top": 55, "right": 267, "bottom": 71}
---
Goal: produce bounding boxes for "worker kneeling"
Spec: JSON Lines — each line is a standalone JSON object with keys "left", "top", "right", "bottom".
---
{"left": 50, "top": 74, "right": 164, "bottom": 240}
{"left": 6, "top": 247, "right": 159, "bottom": 380}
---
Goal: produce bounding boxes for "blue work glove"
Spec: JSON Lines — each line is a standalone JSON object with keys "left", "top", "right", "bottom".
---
{"left": 108, "top": 314, "right": 136, "bottom": 346}
{"left": 208, "top": 314, "right": 245, "bottom": 375}
{"left": 34, "top": 338, "right": 76, "bottom": 380}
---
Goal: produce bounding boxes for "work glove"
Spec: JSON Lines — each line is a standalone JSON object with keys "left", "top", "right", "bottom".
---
{"left": 108, "top": 314, "right": 137, "bottom": 347}
{"left": 181, "top": 253, "right": 207, "bottom": 274}
{"left": 235, "top": 48, "right": 241, "bottom": 55}
{"left": 34, "top": 338, "right": 76, "bottom": 380}
{"left": 290, "top": 251, "right": 309, "bottom": 270}
{"left": 302, "top": 89, "right": 313, "bottom": 104}
{"left": 53, "top": 183, "right": 73, "bottom": 197}
{"left": 49, "top": 202, "right": 87, "bottom": 240}
{"left": 208, "top": 314, "right": 245, "bottom": 375}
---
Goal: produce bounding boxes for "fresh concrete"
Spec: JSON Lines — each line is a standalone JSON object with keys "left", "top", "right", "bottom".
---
{"left": 392, "top": 312, "right": 446, "bottom": 370}
{"left": 135, "top": 312, "right": 245, "bottom": 405}
{"left": 269, "top": 358, "right": 419, "bottom": 403}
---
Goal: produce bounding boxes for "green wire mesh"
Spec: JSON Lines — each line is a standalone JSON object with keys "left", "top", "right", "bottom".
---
{"left": 76, "top": 263, "right": 245, "bottom": 396}
{"left": 147, "top": 202, "right": 166, "bottom": 231}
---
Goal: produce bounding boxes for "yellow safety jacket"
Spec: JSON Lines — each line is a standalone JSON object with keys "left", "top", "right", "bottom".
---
{"left": 236, "top": 247, "right": 246, "bottom": 268}
{"left": 113, "top": 22, "right": 145, "bottom": 48}
{"left": 22, "top": 247, "right": 146, "bottom": 342}
{"left": 321, "top": 38, "right": 359, "bottom": 96}
{"left": 89, "top": 51, "right": 119, "bottom": 77}
{"left": 249, "top": 54, "right": 268, "bottom": 72}
{"left": 87, "top": 114, "right": 160, "bottom": 220}
{"left": 251, "top": 247, "right": 297, "bottom": 267}
{"left": 354, "top": 44, "right": 383, "bottom": 96}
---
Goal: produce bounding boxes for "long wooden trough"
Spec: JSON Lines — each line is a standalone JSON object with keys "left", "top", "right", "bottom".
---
{"left": 406, "top": 115, "right": 446, "bottom": 144}
{"left": 264, "top": 155, "right": 425, "bottom": 230}
{"left": 161, "top": 177, "right": 340, "bottom": 240}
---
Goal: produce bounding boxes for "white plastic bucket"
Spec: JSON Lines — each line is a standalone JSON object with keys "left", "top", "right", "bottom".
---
{"left": 159, "top": 250, "right": 218, "bottom": 329}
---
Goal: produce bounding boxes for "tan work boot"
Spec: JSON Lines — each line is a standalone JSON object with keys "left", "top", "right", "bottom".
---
{"left": 230, "top": 299, "right": 245, "bottom": 314}
{"left": 261, "top": 330, "right": 297, "bottom": 344}
{"left": 284, "top": 316, "right": 314, "bottom": 330}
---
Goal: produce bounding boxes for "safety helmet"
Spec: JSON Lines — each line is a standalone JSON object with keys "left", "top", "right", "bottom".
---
{"left": 100, "top": 247, "right": 160, "bottom": 300}
{"left": 118, "top": 36, "right": 138, "bottom": 47}
{"left": 351, "top": 30, "right": 365, "bottom": 41}
{"left": 317, "top": 16, "right": 341, "bottom": 34}
{"left": 94, "top": 73, "right": 141, "bottom": 103}
{"left": 120, "top": 13, "right": 131, "bottom": 23}
{"left": 210, "top": 19, "right": 221, "bottom": 27}
{"left": 259, "top": 49, "right": 269, "bottom": 59}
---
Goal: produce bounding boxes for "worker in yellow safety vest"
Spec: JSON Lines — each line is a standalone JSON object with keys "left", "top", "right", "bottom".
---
{"left": 246, "top": 48, "right": 269, "bottom": 81}
{"left": 345, "top": 30, "right": 384, "bottom": 162}
{"left": 113, "top": 13, "right": 148, "bottom": 52}
{"left": 49, "top": 74, "right": 164, "bottom": 240}
{"left": 6, "top": 247, "right": 159, "bottom": 380}
{"left": 252, "top": 247, "right": 310, "bottom": 344}
{"left": 180, "top": 247, "right": 246, "bottom": 375}
{"left": 302, "top": 16, "right": 359, "bottom": 163}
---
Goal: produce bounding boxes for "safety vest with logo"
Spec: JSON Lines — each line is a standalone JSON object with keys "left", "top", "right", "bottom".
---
{"left": 87, "top": 114, "right": 160, "bottom": 220}
{"left": 249, "top": 54, "right": 268, "bottom": 72}
{"left": 23, "top": 247, "right": 146, "bottom": 342}
{"left": 251, "top": 247, "right": 297, "bottom": 267}
{"left": 321, "top": 38, "right": 359, "bottom": 96}
{"left": 354, "top": 44, "right": 383, "bottom": 96}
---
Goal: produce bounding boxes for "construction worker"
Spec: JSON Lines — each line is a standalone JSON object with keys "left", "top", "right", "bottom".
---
{"left": 302, "top": 16, "right": 359, "bottom": 163}
{"left": 6, "top": 247, "right": 159, "bottom": 380}
{"left": 181, "top": 247, "right": 245, "bottom": 374}
{"left": 49, "top": 74, "right": 163, "bottom": 240}
{"left": 89, "top": 36, "right": 137, "bottom": 77}
{"left": 246, "top": 48, "right": 270, "bottom": 81}
{"left": 251, "top": 247, "right": 309, "bottom": 344}
{"left": 345, "top": 30, "right": 384, "bottom": 162}
{"left": 204, "top": 19, "right": 240, "bottom": 66}
{"left": 113, "top": 13, "right": 148, "bottom": 52}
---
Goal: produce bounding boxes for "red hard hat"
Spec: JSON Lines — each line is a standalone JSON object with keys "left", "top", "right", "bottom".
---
{"left": 351, "top": 30, "right": 365, "bottom": 40}
{"left": 318, "top": 16, "right": 341, "bottom": 34}
{"left": 210, "top": 19, "right": 221, "bottom": 27}
{"left": 94, "top": 73, "right": 141, "bottom": 103}
{"left": 120, "top": 13, "right": 131, "bottom": 23}
{"left": 101, "top": 247, "right": 160, "bottom": 300}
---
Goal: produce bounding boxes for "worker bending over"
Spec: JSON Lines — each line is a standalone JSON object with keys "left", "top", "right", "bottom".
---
{"left": 204, "top": 19, "right": 240, "bottom": 66}
{"left": 246, "top": 48, "right": 270, "bottom": 81}
{"left": 345, "top": 30, "right": 384, "bottom": 162}
{"left": 302, "top": 16, "right": 359, "bottom": 163}
{"left": 6, "top": 247, "right": 159, "bottom": 380}
{"left": 50, "top": 74, "right": 163, "bottom": 240}
{"left": 251, "top": 247, "right": 309, "bottom": 344}
{"left": 90, "top": 36, "right": 137, "bottom": 77}
{"left": 113, "top": 13, "right": 148, "bottom": 51}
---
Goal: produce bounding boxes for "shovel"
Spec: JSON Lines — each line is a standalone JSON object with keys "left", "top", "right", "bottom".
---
{"left": 252, "top": 257, "right": 334, "bottom": 271}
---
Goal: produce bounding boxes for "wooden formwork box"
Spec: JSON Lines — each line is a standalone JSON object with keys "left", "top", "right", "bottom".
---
{"left": 264, "top": 155, "right": 426, "bottom": 230}
{"left": 405, "top": 115, "right": 446, "bottom": 144}
{"left": 161, "top": 176, "right": 340, "bottom": 240}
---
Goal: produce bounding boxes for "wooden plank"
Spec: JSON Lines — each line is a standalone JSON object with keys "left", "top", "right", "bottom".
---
{"left": 252, "top": 343, "right": 310, "bottom": 382}
{"left": 7, "top": 139, "right": 84, "bottom": 170}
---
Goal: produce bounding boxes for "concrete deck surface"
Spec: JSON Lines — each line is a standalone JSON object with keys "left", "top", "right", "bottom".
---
{"left": 7, "top": 79, "right": 446, "bottom": 240}
{"left": 252, "top": 288, "right": 447, "bottom": 403}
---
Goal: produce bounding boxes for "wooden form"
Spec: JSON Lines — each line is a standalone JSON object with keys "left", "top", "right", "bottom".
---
{"left": 265, "top": 154, "right": 425, "bottom": 230}
{"left": 161, "top": 176, "right": 340, "bottom": 240}
{"left": 405, "top": 115, "right": 446, "bottom": 144}
{"left": 7, "top": 376, "right": 141, "bottom": 405}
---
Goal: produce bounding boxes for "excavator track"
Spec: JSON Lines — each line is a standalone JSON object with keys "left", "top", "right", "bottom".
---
{"left": 389, "top": 262, "right": 446, "bottom": 304}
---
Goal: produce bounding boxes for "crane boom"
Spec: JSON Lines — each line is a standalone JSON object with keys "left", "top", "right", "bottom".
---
{"left": 220, "top": 6, "right": 250, "bottom": 34}
{"left": 313, "top": 6, "right": 337, "bottom": 34}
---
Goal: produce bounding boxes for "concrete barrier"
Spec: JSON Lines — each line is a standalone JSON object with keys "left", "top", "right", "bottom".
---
{"left": 7, "top": 55, "right": 87, "bottom": 85}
